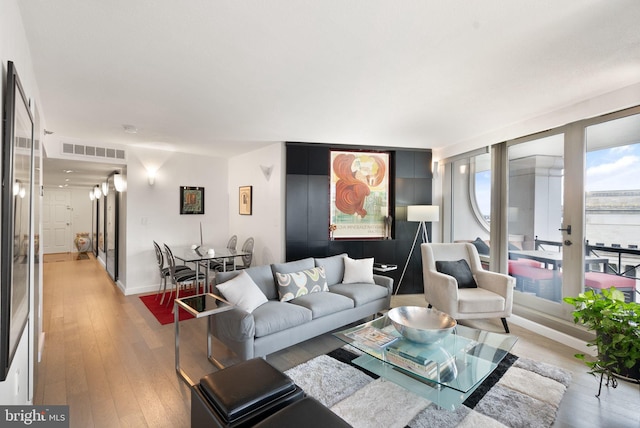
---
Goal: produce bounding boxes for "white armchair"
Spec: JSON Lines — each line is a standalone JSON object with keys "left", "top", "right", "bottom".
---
{"left": 420, "top": 243, "right": 514, "bottom": 333}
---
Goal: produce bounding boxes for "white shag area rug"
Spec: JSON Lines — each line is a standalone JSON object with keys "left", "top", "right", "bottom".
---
{"left": 284, "top": 348, "right": 571, "bottom": 428}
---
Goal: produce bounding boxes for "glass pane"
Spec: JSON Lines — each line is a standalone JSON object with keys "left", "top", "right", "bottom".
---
{"left": 451, "top": 153, "right": 491, "bottom": 250}
{"left": 473, "top": 153, "right": 491, "bottom": 224}
{"left": 508, "top": 134, "right": 564, "bottom": 304}
{"left": 585, "top": 113, "right": 640, "bottom": 303}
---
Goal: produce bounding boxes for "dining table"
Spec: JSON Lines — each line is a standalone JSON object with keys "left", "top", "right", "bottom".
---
{"left": 172, "top": 245, "right": 251, "bottom": 293}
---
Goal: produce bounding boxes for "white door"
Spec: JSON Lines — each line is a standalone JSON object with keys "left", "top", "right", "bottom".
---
{"left": 43, "top": 189, "right": 71, "bottom": 253}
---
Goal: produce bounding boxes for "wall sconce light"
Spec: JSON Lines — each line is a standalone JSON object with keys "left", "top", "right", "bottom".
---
{"left": 432, "top": 161, "right": 439, "bottom": 178}
{"left": 18, "top": 185, "right": 26, "bottom": 199}
{"left": 93, "top": 186, "right": 102, "bottom": 199}
{"left": 113, "top": 173, "right": 126, "bottom": 192}
{"left": 459, "top": 164, "right": 467, "bottom": 174}
{"left": 260, "top": 164, "right": 274, "bottom": 181}
{"left": 102, "top": 181, "right": 109, "bottom": 196}
{"left": 13, "top": 181, "right": 20, "bottom": 196}
{"left": 147, "top": 169, "right": 156, "bottom": 186}
{"left": 89, "top": 190, "right": 95, "bottom": 201}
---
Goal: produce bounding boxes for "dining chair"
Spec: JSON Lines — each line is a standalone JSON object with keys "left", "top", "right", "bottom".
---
{"left": 153, "top": 240, "right": 190, "bottom": 302}
{"left": 210, "top": 234, "right": 238, "bottom": 272}
{"left": 163, "top": 244, "right": 206, "bottom": 305}
{"left": 235, "top": 237, "right": 254, "bottom": 270}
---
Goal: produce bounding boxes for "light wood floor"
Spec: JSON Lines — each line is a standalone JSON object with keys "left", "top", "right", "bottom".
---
{"left": 35, "top": 256, "right": 639, "bottom": 427}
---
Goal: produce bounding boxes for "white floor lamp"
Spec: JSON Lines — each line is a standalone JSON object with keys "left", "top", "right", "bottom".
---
{"left": 395, "top": 205, "right": 440, "bottom": 295}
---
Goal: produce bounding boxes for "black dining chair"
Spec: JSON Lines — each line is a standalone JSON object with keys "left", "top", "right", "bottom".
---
{"left": 235, "top": 237, "right": 254, "bottom": 270}
{"left": 154, "top": 241, "right": 190, "bottom": 302}
{"left": 163, "top": 244, "right": 206, "bottom": 305}
{"left": 210, "top": 235, "right": 238, "bottom": 272}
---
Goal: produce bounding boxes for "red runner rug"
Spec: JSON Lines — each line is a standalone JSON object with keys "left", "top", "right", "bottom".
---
{"left": 139, "top": 291, "right": 196, "bottom": 325}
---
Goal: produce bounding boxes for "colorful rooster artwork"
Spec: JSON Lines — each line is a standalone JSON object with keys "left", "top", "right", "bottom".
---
{"left": 330, "top": 151, "right": 389, "bottom": 239}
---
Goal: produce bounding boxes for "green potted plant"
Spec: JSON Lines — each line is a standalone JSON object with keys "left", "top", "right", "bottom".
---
{"left": 563, "top": 287, "right": 640, "bottom": 389}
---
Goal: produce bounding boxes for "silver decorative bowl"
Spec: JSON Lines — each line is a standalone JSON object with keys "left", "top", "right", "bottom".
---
{"left": 388, "top": 306, "right": 456, "bottom": 344}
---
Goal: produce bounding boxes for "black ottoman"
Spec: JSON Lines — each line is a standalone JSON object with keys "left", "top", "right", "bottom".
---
{"left": 191, "top": 358, "right": 304, "bottom": 428}
{"left": 253, "top": 397, "right": 352, "bottom": 428}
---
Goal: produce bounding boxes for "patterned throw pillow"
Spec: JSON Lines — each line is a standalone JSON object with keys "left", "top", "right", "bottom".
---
{"left": 275, "top": 266, "right": 328, "bottom": 302}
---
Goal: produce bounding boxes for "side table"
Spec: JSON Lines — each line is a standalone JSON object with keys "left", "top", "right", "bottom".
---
{"left": 373, "top": 263, "right": 398, "bottom": 273}
{"left": 174, "top": 293, "right": 233, "bottom": 386}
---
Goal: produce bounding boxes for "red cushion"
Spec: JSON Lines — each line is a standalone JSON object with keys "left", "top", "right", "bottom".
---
{"left": 509, "top": 258, "right": 544, "bottom": 268}
{"left": 508, "top": 263, "right": 554, "bottom": 280}
{"left": 584, "top": 272, "right": 636, "bottom": 290}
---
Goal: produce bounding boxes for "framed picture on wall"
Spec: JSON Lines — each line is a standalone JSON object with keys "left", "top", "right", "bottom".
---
{"left": 239, "top": 186, "right": 252, "bottom": 215}
{"left": 330, "top": 150, "right": 390, "bottom": 239}
{"left": 0, "top": 61, "right": 33, "bottom": 380}
{"left": 180, "top": 186, "right": 205, "bottom": 214}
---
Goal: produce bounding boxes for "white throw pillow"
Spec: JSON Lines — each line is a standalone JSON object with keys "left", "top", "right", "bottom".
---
{"left": 216, "top": 271, "right": 268, "bottom": 313}
{"left": 342, "top": 257, "right": 375, "bottom": 284}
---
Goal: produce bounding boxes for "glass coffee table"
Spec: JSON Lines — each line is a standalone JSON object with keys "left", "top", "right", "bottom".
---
{"left": 334, "top": 314, "right": 518, "bottom": 410}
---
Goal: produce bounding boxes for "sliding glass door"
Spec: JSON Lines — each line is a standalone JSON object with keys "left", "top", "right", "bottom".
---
{"left": 507, "top": 132, "right": 568, "bottom": 317}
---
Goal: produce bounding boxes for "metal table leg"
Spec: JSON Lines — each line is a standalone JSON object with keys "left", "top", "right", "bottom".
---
{"left": 175, "top": 300, "right": 196, "bottom": 386}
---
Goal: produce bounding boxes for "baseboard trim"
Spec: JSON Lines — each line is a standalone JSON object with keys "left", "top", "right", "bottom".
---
{"left": 510, "top": 314, "right": 595, "bottom": 356}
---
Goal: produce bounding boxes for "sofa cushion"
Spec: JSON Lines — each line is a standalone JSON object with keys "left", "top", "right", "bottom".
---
{"left": 329, "top": 283, "right": 389, "bottom": 306}
{"left": 271, "top": 258, "right": 315, "bottom": 277}
{"left": 216, "top": 265, "right": 279, "bottom": 300}
{"left": 275, "top": 267, "right": 328, "bottom": 302}
{"left": 314, "top": 253, "right": 347, "bottom": 286}
{"left": 436, "top": 259, "right": 478, "bottom": 288}
{"left": 216, "top": 271, "right": 268, "bottom": 313}
{"left": 342, "top": 257, "right": 374, "bottom": 284}
{"left": 288, "top": 291, "right": 354, "bottom": 318}
{"left": 252, "top": 301, "right": 312, "bottom": 338}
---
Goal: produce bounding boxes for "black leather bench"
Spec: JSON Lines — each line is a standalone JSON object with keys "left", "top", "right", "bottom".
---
{"left": 191, "top": 358, "right": 304, "bottom": 428}
{"left": 253, "top": 396, "right": 352, "bottom": 428}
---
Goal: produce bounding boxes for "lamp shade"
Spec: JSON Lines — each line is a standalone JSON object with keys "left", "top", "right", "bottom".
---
{"left": 407, "top": 205, "right": 439, "bottom": 222}
{"left": 113, "top": 173, "right": 125, "bottom": 192}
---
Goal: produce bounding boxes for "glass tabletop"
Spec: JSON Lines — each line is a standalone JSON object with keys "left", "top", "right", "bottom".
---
{"left": 175, "top": 293, "right": 233, "bottom": 317}
{"left": 173, "top": 245, "right": 250, "bottom": 263}
{"left": 334, "top": 314, "right": 518, "bottom": 409}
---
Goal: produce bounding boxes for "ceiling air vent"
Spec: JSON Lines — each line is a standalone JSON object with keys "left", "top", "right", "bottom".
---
{"left": 59, "top": 142, "right": 126, "bottom": 163}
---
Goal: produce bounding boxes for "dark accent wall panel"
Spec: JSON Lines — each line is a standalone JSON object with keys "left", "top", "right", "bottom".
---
{"left": 285, "top": 175, "right": 309, "bottom": 241}
{"left": 285, "top": 142, "right": 432, "bottom": 294}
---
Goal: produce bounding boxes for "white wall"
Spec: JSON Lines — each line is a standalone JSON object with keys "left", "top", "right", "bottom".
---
{"left": 123, "top": 148, "right": 229, "bottom": 295}
{"left": 435, "top": 82, "right": 640, "bottom": 161}
{"left": 0, "top": 0, "right": 45, "bottom": 404}
{"left": 228, "top": 143, "right": 285, "bottom": 266}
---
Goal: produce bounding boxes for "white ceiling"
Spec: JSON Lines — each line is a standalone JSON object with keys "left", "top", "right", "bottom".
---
{"left": 17, "top": 0, "right": 640, "bottom": 188}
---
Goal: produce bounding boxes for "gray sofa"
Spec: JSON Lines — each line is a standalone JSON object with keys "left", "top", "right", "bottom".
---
{"left": 210, "top": 253, "right": 393, "bottom": 360}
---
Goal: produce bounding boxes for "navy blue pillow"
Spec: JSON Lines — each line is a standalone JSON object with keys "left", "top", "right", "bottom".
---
{"left": 435, "top": 259, "right": 478, "bottom": 288}
{"left": 471, "top": 237, "right": 490, "bottom": 255}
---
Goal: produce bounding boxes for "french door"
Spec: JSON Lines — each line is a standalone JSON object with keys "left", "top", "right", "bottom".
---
{"left": 505, "top": 107, "right": 640, "bottom": 320}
